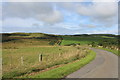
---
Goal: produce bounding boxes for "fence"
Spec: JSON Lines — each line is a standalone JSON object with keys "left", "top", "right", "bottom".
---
{"left": 2, "top": 47, "right": 89, "bottom": 75}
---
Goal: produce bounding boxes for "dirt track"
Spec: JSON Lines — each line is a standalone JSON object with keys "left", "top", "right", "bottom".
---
{"left": 66, "top": 48, "right": 118, "bottom": 78}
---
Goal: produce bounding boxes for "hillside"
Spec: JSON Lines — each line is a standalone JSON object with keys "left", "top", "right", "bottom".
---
{"left": 2, "top": 33, "right": 62, "bottom": 49}
{"left": 1, "top": 33, "right": 119, "bottom": 78}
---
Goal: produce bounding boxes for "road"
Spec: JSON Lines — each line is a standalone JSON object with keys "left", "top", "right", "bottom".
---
{"left": 66, "top": 48, "right": 118, "bottom": 78}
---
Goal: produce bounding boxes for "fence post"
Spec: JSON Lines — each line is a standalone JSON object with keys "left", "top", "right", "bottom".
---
{"left": 39, "top": 54, "right": 42, "bottom": 62}
{"left": 59, "top": 53, "right": 61, "bottom": 57}
{"left": 41, "top": 54, "right": 43, "bottom": 61}
{"left": 21, "top": 56, "right": 23, "bottom": 65}
{"left": 39, "top": 54, "right": 40, "bottom": 62}
{"left": 10, "top": 55, "right": 12, "bottom": 68}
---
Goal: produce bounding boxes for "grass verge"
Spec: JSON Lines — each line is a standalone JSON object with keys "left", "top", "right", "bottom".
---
{"left": 27, "top": 50, "right": 96, "bottom": 78}
{"left": 97, "top": 47, "right": 119, "bottom": 56}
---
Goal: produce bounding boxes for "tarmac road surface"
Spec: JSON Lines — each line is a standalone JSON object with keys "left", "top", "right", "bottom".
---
{"left": 66, "top": 48, "right": 118, "bottom": 78}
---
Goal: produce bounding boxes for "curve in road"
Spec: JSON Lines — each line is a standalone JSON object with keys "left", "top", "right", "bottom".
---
{"left": 66, "top": 48, "right": 118, "bottom": 78}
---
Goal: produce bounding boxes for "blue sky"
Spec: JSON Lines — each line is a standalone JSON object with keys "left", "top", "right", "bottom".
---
{"left": 1, "top": 2, "right": 118, "bottom": 35}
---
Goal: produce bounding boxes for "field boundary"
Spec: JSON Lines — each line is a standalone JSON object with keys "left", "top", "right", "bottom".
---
{"left": 25, "top": 50, "right": 96, "bottom": 78}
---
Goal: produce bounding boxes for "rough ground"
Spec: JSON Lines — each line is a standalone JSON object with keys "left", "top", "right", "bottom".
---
{"left": 66, "top": 48, "right": 118, "bottom": 78}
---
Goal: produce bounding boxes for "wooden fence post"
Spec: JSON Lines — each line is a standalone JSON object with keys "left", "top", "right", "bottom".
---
{"left": 59, "top": 53, "right": 61, "bottom": 57}
{"left": 39, "top": 54, "right": 40, "bottom": 62}
{"left": 41, "top": 54, "right": 42, "bottom": 61}
{"left": 39, "top": 54, "right": 42, "bottom": 62}
{"left": 10, "top": 55, "right": 12, "bottom": 68}
{"left": 21, "top": 56, "right": 23, "bottom": 65}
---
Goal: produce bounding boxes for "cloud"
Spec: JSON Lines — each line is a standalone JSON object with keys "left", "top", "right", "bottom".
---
{"left": 59, "top": 2, "right": 117, "bottom": 27}
{"left": 79, "top": 24, "right": 96, "bottom": 28}
{"left": 2, "top": 2, "right": 118, "bottom": 34}
{"left": 92, "top": 0, "right": 118, "bottom": 2}
{"left": 53, "top": 23, "right": 82, "bottom": 30}
{"left": 3, "top": 2, "right": 117, "bottom": 26}
{"left": 3, "top": 2, "right": 63, "bottom": 24}
{"left": 91, "top": 29, "right": 118, "bottom": 34}
{"left": 2, "top": 0, "right": 118, "bottom": 2}
{"left": 2, "top": 17, "right": 45, "bottom": 28}
{"left": 36, "top": 10, "right": 63, "bottom": 24}
{"left": 76, "top": 2, "right": 117, "bottom": 17}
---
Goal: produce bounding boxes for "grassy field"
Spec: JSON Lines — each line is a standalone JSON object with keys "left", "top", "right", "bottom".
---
{"left": 3, "top": 46, "right": 90, "bottom": 78}
{"left": 61, "top": 35, "right": 118, "bottom": 46}
{"left": 2, "top": 33, "right": 90, "bottom": 78}
{"left": 2, "top": 33, "right": 119, "bottom": 78}
{"left": 2, "top": 33, "right": 62, "bottom": 47}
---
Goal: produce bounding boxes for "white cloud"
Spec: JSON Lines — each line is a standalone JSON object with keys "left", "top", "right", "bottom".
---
{"left": 3, "top": 2, "right": 63, "bottom": 24}
{"left": 79, "top": 2, "right": 117, "bottom": 17}
{"left": 2, "top": 18, "right": 43, "bottom": 28}
{"left": 2, "top": 0, "right": 118, "bottom": 2}
{"left": 79, "top": 24, "right": 96, "bottom": 28}
{"left": 53, "top": 23, "right": 82, "bottom": 30}
{"left": 60, "top": 2, "right": 118, "bottom": 27}
{"left": 92, "top": 0, "right": 118, "bottom": 2}
{"left": 2, "top": 2, "right": 118, "bottom": 34}
{"left": 36, "top": 10, "right": 63, "bottom": 24}
{"left": 91, "top": 30, "right": 118, "bottom": 34}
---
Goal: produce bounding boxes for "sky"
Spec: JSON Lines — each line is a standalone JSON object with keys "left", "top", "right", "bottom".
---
{"left": 1, "top": 0, "right": 119, "bottom": 35}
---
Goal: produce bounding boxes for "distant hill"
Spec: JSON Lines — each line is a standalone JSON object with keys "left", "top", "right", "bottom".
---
{"left": 1, "top": 33, "right": 62, "bottom": 46}
{"left": 1, "top": 33, "right": 119, "bottom": 46}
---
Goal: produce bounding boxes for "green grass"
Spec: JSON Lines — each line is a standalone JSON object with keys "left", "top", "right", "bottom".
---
{"left": 61, "top": 36, "right": 92, "bottom": 45}
{"left": 3, "top": 33, "right": 90, "bottom": 78}
{"left": 97, "top": 47, "right": 119, "bottom": 56}
{"left": 61, "top": 36, "right": 117, "bottom": 46}
{"left": 2, "top": 33, "right": 118, "bottom": 78}
{"left": 3, "top": 45, "right": 89, "bottom": 78}
{"left": 27, "top": 50, "right": 96, "bottom": 78}
{"left": 101, "top": 36, "right": 115, "bottom": 38}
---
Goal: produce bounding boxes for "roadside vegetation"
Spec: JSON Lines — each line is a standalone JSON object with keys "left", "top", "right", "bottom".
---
{"left": 97, "top": 47, "right": 119, "bottom": 56}
{"left": 27, "top": 50, "right": 96, "bottom": 78}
